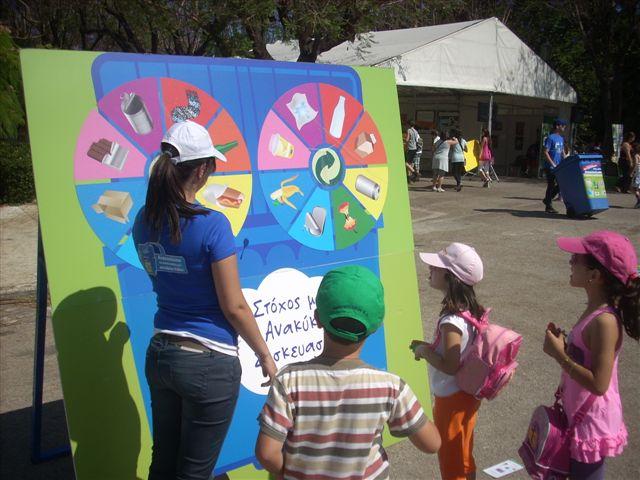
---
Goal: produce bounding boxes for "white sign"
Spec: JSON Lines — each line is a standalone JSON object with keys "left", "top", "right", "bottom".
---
{"left": 483, "top": 460, "right": 523, "bottom": 478}
{"left": 239, "top": 268, "right": 324, "bottom": 394}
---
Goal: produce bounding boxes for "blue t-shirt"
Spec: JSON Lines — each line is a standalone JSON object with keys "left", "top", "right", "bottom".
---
{"left": 132, "top": 206, "right": 238, "bottom": 346}
{"left": 544, "top": 133, "right": 565, "bottom": 167}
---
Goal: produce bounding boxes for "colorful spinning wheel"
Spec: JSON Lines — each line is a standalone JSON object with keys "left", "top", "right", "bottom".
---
{"left": 74, "top": 77, "right": 251, "bottom": 268}
{"left": 257, "top": 83, "right": 388, "bottom": 251}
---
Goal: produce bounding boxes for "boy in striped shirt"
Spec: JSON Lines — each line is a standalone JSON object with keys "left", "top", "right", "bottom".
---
{"left": 256, "top": 265, "right": 441, "bottom": 479}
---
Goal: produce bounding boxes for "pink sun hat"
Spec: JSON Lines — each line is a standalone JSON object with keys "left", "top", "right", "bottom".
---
{"left": 419, "top": 242, "right": 484, "bottom": 286}
{"left": 557, "top": 230, "right": 638, "bottom": 285}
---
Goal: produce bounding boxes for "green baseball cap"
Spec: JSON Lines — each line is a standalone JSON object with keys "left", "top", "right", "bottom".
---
{"left": 316, "top": 265, "right": 385, "bottom": 343}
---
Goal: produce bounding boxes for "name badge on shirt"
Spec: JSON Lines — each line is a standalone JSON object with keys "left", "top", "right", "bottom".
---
{"left": 137, "top": 242, "right": 188, "bottom": 276}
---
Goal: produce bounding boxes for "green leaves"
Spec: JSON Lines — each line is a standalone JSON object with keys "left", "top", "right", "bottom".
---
{"left": 0, "top": 29, "right": 24, "bottom": 139}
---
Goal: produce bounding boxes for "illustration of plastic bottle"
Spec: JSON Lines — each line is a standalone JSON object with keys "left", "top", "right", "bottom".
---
{"left": 329, "top": 96, "right": 346, "bottom": 138}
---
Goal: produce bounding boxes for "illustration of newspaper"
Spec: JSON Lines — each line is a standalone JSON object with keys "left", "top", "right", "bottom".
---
{"left": 87, "top": 138, "right": 129, "bottom": 170}
{"left": 91, "top": 190, "right": 133, "bottom": 223}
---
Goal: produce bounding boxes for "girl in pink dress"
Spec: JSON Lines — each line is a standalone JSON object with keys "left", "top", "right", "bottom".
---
{"left": 543, "top": 230, "right": 639, "bottom": 479}
{"left": 479, "top": 128, "right": 493, "bottom": 187}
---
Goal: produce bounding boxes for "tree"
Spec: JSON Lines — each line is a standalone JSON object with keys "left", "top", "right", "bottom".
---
{"left": 0, "top": 27, "right": 24, "bottom": 139}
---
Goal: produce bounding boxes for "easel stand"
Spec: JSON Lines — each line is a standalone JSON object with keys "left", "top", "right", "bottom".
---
{"left": 31, "top": 225, "right": 71, "bottom": 463}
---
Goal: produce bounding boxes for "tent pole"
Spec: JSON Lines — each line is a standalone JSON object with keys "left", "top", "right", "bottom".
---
{"left": 488, "top": 93, "right": 493, "bottom": 136}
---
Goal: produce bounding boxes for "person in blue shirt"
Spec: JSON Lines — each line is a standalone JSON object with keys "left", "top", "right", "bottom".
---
{"left": 133, "top": 121, "right": 276, "bottom": 480}
{"left": 542, "top": 119, "right": 568, "bottom": 213}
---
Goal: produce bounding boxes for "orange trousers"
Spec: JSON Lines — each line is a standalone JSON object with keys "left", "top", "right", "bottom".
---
{"left": 433, "top": 391, "right": 481, "bottom": 480}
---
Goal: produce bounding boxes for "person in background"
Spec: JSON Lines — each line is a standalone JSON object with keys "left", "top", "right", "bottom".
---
{"left": 432, "top": 130, "right": 458, "bottom": 192}
{"left": 133, "top": 121, "right": 276, "bottom": 480}
{"left": 405, "top": 120, "right": 420, "bottom": 183}
{"left": 479, "top": 128, "right": 493, "bottom": 187}
{"left": 413, "top": 129, "right": 424, "bottom": 182}
{"left": 450, "top": 129, "right": 468, "bottom": 192}
{"left": 524, "top": 140, "right": 540, "bottom": 178}
{"left": 631, "top": 143, "right": 640, "bottom": 208}
{"left": 615, "top": 131, "right": 635, "bottom": 194}
{"left": 542, "top": 119, "right": 568, "bottom": 214}
{"left": 255, "top": 265, "right": 441, "bottom": 479}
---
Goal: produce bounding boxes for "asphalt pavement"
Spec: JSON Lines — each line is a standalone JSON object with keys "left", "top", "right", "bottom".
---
{"left": 1, "top": 176, "right": 638, "bottom": 479}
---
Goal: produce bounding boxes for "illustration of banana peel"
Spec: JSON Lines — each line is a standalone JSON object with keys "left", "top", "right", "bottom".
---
{"left": 270, "top": 174, "right": 304, "bottom": 210}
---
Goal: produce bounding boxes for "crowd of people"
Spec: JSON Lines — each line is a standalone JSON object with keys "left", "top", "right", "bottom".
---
{"left": 404, "top": 121, "right": 640, "bottom": 211}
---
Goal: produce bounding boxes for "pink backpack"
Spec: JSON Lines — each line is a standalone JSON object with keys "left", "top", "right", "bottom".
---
{"left": 435, "top": 309, "right": 522, "bottom": 400}
{"left": 518, "top": 389, "right": 597, "bottom": 479}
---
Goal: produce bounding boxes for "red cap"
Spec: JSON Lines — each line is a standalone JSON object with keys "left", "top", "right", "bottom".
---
{"left": 557, "top": 230, "right": 638, "bottom": 285}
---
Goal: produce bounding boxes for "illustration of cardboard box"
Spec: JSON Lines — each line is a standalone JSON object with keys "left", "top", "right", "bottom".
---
{"left": 355, "top": 132, "right": 377, "bottom": 158}
{"left": 91, "top": 190, "right": 133, "bottom": 223}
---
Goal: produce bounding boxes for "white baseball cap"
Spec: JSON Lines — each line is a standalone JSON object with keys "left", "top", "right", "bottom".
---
{"left": 162, "top": 120, "right": 227, "bottom": 163}
{"left": 419, "top": 242, "right": 484, "bottom": 286}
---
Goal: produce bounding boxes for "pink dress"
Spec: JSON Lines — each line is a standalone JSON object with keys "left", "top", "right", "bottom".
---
{"left": 480, "top": 137, "right": 493, "bottom": 163}
{"left": 560, "top": 306, "right": 628, "bottom": 463}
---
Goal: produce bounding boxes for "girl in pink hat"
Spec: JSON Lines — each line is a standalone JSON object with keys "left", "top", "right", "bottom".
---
{"left": 544, "top": 230, "right": 639, "bottom": 479}
{"left": 411, "top": 242, "right": 486, "bottom": 480}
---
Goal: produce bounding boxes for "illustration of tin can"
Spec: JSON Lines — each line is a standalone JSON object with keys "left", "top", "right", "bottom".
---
{"left": 355, "top": 175, "right": 380, "bottom": 200}
{"left": 121, "top": 93, "right": 153, "bottom": 135}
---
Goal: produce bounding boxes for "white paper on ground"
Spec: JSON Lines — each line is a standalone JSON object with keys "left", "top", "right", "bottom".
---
{"left": 483, "top": 460, "right": 523, "bottom": 478}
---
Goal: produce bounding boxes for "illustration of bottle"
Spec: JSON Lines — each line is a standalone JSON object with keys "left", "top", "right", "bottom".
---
{"left": 329, "top": 96, "right": 346, "bottom": 138}
{"left": 121, "top": 93, "right": 153, "bottom": 135}
{"left": 269, "top": 134, "right": 295, "bottom": 159}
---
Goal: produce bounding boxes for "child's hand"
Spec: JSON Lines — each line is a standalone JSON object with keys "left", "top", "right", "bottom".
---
{"left": 410, "top": 340, "right": 431, "bottom": 361}
{"left": 543, "top": 326, "right": 566, "bottom": 361}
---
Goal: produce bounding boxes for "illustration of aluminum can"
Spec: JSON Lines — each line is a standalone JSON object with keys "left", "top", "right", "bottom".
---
{"left": 355, "top": 175, "right": 380, "bottom": 200}
{"left": 121, "top": 93, "right": 153, "bottom": 135}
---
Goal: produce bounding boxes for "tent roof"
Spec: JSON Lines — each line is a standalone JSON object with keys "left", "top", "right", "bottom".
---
{"left": 267, "top": 18, "right": 577, "bottom": 104}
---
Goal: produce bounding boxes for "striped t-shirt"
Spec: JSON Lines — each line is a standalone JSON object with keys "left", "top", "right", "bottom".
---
{"left": 258, "top": 357, "right": 428, "bottom": 480}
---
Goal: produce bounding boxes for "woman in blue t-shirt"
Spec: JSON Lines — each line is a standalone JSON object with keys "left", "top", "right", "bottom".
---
{"left": 133, "top": 121, "right": 276, "bottom": 480}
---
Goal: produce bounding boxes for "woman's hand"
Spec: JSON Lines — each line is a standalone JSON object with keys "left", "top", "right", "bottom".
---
{"left": 259, "top": 353, "right": 277, "bottom": 387}
{"left": 543, "top": 326, "right": 566, "bottom": 361}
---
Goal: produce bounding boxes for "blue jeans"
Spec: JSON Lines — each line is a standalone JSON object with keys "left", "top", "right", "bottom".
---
{"left": 145, "top": 335, "right": 241, "bottom": 480}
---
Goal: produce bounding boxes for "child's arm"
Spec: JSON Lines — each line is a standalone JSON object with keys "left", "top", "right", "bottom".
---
{"left": 255, "top": 433, "right": 284, "bottom": 478}
{"left": 408, "top": 419, "right": 441, "bottom": 454}
{"left": 388, "top": 380, "right": 440, "bottom": 454}
{"left": 543, "top": 313, "right": 619, "bottom": 395}
{"left": 256, "top": 377, "right": 293, "bottom": 477}
{"left": 413, "top": 324, "right": 462, "bottom": 375}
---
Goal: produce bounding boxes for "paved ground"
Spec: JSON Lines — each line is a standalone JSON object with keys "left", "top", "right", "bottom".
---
{"left": 1, "top": 176, "right": 638, "bottom": 479}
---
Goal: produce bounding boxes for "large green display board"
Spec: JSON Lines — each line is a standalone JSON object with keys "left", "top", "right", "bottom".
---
{"left": 21, "top": 49, "right": 427, "bottom": 479}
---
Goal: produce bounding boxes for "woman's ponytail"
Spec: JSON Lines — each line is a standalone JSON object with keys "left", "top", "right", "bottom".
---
{"left": 144, "top": 143, "right": 214, "bottom": 243}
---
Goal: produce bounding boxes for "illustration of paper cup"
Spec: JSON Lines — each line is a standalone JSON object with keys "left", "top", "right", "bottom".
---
{"left": 121, "top": 93, "right": 153, "bottom": 135}
{"left": 269, "top": 133, "right": 295, "bottom": 159}
{"left": 355, "top": 175, "right": 380, "bottom": 200}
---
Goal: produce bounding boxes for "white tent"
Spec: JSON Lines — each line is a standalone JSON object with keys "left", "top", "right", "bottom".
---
{"left": 268, "top": 18, "right": 576, "bottom": 174}
{"left": 268, "top": 17, "right": 576, "bottom": 103}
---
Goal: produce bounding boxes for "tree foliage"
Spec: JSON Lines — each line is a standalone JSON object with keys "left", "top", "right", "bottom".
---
{"left": 1, "top": 0, "right": 638, "bottom": 146}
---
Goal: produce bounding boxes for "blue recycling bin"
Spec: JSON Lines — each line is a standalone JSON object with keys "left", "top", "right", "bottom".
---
{"left": 553, "top": 154, "right": 609, "bottom": 218}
